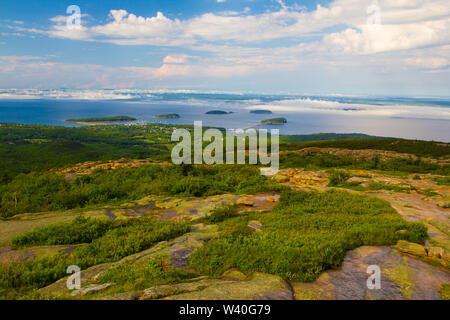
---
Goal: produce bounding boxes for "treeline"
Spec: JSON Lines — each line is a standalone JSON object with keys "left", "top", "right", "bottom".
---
{"left": 280, "top": 152, "right": 450, "bottom": 175}
{"left": 0, "top": 164, "right": 284, "bottom": 218}
{"left": 281, "top": 138, "right": 450, "bottom": 158}
{"left": 0, "top": 123, "right": 175, "bottom": 178}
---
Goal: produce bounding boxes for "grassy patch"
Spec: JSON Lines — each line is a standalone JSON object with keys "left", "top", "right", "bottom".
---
{"left": 203, "top": 205, "right": 239, "bottom": 224}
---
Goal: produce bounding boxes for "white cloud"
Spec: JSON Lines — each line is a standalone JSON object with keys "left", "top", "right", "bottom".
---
{"left": 163, "top": 55, "right": 189, "bottom": 64}
{"left": 2, "top": 0, "right": 449, "bottom": 92}
{"left": 38, "top": 0, "right": 449, "bottom": 55}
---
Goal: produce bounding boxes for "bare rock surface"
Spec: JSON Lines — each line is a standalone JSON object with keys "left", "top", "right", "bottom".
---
{"left": 161, "top": 273, "right": 294, "bottom": 300}
{"left": 71, "top": 283, "right": 113, "bottom": 297}
{"left": 291, "top": 246, "right": 450, "bottom": 300}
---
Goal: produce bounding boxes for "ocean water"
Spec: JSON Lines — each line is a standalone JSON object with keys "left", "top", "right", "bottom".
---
{"left": 0, "top": 91, "right": 449, "bottom": 142}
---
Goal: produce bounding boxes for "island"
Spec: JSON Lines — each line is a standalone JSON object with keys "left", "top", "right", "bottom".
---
{"left": 260, "top": 117, "right": 287, "bottom": 125}
{"left": 205, "top": 110, "right": 232, "bottom": 115}
{"left": 153, "top": 114, "right": 181, "bottom": 119}
{"left": 65, "top": 116, "right": 136, "bottom": 125}
{"left": 250, "top": 109, "right": 273, "bottom": 114}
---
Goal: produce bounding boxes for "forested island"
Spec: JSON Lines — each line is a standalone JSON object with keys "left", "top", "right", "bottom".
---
{"left": 205, "top": 110, "right": 232, "bottom": 115}
{"left": 66, "top": 116, "right": 136, "bottom": 124}
{"left": 153, "top": 114, "right": 181, "bottom": 119}
{"left": 250, "top": 110, "right": 273, "bottom": 114}
{"left": 261, "top": 117, "right": 287, "bottom": 125}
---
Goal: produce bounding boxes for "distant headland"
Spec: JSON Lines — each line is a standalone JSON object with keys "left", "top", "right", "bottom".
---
{"left": 153, "top": 114, "right": 181, "bottom": 119}
{"left": 250, "top": 109, "right": 273, "bottom": 114}
{"left": 65, "top": 116, "right": 136, "bottom": 125}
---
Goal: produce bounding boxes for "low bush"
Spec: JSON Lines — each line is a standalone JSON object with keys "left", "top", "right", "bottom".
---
{"left": 189, "top": 190, "right": 428, "bottom": 282}
{"left": 327, "top": 169, "right": 351, "bottom": 186}
{"left": 204, "top": 205, "right": 239, "bottom": 224}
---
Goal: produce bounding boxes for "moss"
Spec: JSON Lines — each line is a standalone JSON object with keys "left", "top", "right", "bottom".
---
{"left": 382, "top": 264, "right": 414, "bottom": 299}
{"left": 292, "top": 273, "right": 335, "bottom": 300}
{"left": 439, "top": 283, "right": 450, "bottom": 300}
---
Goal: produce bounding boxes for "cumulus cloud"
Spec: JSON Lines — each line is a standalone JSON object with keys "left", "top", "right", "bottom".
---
{"left": 163, "top": 55, "right": 189, "bottom": 64}
{"left": 38, "top": 0, "right": 449, "bottom": 56}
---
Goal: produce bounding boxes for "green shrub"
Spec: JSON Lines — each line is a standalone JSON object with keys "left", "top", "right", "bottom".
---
{"left": 204, "top": 205, "right": 239, "bottom": 223}
{"left": 189, "top": 190, "right": 427, "bottom": 282}
{"left": 327, "top": 169, "right": 351, "bottom": 186}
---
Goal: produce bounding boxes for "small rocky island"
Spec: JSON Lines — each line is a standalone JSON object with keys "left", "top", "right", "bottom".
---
{"left": 205, "top": 110, "right": 233, "bottom": 115}
{"left": 65, "top": 116, "right": 136, "bottom": 125}
{"left": 153, "top": 114, "right": 181, "bottom": 119}
{"left": 261, "top": 117, "right": 287, "bottom": 125}
{"left": 250, "top": 109, "right": 273, "bottom": 114}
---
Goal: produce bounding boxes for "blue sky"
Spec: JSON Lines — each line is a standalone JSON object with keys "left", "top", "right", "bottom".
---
{"left": 0, "top": 0, "right": 449, "bottom": 96}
